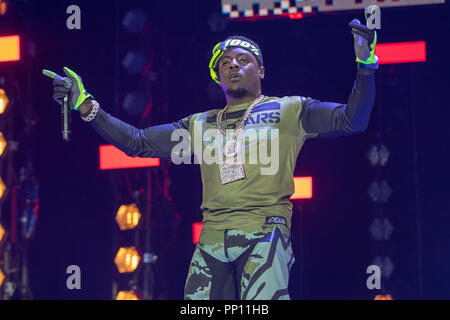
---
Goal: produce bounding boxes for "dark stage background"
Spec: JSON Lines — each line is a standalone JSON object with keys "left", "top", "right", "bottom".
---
{"left": 0, "top": 0, "right": 449, "bottom": 299}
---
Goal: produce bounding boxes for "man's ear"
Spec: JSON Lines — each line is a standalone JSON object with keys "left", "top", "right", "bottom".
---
{"left": 259, "top": 66, "right": 265, "bottom": 80}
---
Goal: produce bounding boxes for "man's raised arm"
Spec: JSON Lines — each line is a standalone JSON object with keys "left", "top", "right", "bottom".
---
{"left": 43, "top": 67, "right": 192, "bottom": 159}
{"left": 300, "top": 65, "right": 376, "bottom": 138}
{"left": 81, "top": 98, "right": 192, "bottom": 159}
{"left": 300, "top": 14, "right": 379, "bottom": 139}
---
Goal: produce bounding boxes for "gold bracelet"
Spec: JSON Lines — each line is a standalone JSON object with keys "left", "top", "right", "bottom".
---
{"left": 80, "top": 100, "right": 99, "bottom": 122}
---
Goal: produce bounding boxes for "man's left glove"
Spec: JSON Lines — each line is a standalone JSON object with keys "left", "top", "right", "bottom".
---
{"left": 348, "top": 11, "right": 378, "bottom": 69}
{"left": 42, "top": 67, "right": 93, "bottom": 111}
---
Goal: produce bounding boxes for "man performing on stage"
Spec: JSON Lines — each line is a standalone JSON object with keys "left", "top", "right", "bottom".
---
{"left": 44, "top": 13, "right": 378, "bottom": 300}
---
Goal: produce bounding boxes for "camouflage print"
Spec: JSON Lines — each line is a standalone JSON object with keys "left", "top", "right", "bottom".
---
{"left": 183, "top": 247, "right": 213, "bottom": 300}
{"left": 184, "top": 222, "right": 294, "bottom": 300}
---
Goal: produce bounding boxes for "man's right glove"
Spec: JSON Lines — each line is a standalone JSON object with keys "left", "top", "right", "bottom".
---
{"left": 42, "top": 67, "right": 93, "bottom": 111}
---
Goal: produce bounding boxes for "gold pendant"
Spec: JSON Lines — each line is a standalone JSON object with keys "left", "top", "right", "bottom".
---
{"left": 219, "top": 162, "right": 245, "bottom": 184}
{"left": 219, "top": 135, "right": 245, "bottom": 184}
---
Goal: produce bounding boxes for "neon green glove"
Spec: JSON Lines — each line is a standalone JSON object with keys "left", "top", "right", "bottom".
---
{"left": 348, "top": 17, "right": 378, "bottom": 67}
{"left": 42, "top": 67, "right": 93, "bottom": 111}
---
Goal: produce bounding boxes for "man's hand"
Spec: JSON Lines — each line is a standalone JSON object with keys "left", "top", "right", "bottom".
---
{"left": 42, "top": 67, "right": 93, "bottom": 111}
{"left": 348, "top": 16, "right": 378, "bottom": 66}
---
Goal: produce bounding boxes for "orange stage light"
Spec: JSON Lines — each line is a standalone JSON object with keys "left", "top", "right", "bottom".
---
{"left": 0, "top": 177, "right": 6, "bottom": 200}
{"left": 115, "top": 203, "right": 141, "bottom": 230}
{"left": 0, "top": 1, "right": 7, "bottom": 16}
{"left": 0, "top": 35, "right": 20, "bottom": 62}
{"left": 0, "top": 222, "right": 5, "bottom": 244}
{"left": 115, "top": 290, "right": 140, "bottom": 300}
{"left": 290, "top": 176, "right": 313, "bottom": 200}
{"left": 114, "top": 246, "right": 141, "bottom": 273}
{"left": 0, "top": 132, "right": 7, "bottom": 157}
{"left": 374, "top": 294, "right": 393, "bottom": 300}
{"left": 0, "top": 89, "right": 10, "bottom": 114}
{"left": 0, "top": 268, "right": 5, "bottom": 287}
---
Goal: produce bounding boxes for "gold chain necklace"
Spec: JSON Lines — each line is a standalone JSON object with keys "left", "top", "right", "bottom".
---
{"left": 216, "top": 95, "right": 264, "bottom": 136}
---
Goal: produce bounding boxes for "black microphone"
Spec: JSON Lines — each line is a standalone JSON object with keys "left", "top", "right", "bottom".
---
{"left": 61, "top": 77, "right": 72, "bottom": 142}
{"left": 62, "top": 95, "right": 71, "bottom": 141}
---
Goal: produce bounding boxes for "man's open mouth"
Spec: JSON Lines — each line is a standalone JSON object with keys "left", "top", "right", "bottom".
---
{"left": 229, "top": 73, "right": 242, "bottom": 81}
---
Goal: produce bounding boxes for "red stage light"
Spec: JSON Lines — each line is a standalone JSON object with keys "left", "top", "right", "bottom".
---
{"left": 0, "top": 35, "right": 20, "bottom": 62}
{"left": 376, "top": 41, "right": 426, "bottom": 64}
{"left": 99, "top": 145, "right": 160, "bottom": 170}
{"left": 288, "top": 12, "right": 303, "bottom": 19}
{"left": 192, "top": 222, "right": 203, "bottom": 245}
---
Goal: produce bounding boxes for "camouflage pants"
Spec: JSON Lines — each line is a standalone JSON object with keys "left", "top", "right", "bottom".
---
{"left": 184, "top": 222, "right": 295, "bottom": 300}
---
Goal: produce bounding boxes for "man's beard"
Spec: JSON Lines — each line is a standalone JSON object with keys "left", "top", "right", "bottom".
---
{"left": 226, "top": 86, "right": 249, "bottom": 99}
